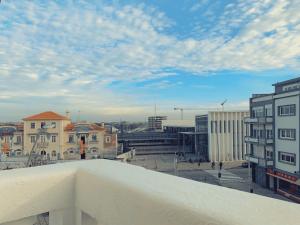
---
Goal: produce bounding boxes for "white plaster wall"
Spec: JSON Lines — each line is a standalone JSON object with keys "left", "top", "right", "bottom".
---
{"left": 1, "top": 216, "right": 36, "bottom": 225}
{"left": 275, "top": 95, "right": 299, "bottom": 173}
{"left": 1, "top": 160, "right": 300, "bottom": 225}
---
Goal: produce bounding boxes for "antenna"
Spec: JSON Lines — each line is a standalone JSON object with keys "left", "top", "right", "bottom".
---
{"left": 154, "top": 104, "right": 157, "bottom": 117}
{"left": 77, "top": 110, "right": 81, "bottom": 122}
{"left": 221, "top": 99, "right": 227, "bottom": 111}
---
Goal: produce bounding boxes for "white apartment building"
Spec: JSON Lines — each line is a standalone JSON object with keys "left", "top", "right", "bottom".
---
{"left": 246, "top": 77, "right": 300, "bottom": 202}
{"left": 195, "top": 111, "right": 249, "bottom": 162}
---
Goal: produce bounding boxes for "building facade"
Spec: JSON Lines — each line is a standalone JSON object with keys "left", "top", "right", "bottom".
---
{"left": 22, "top": 111, "right": 117, "bottom": 160}
{"left": 0, "top": 123, "right": 24, "bottom": 156}
{"left": 246, "top": 77, "right": 300, "bottom": 202}
{"left": 244, "top": 94, "right": 274, "bottom": 187}
{"left": 196, "top": 111, "right": 249, "bottom": 162}
{"left": 148, "top": 116, "right": 167, "bottom": 131}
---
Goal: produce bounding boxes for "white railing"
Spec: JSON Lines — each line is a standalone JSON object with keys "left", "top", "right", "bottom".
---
{"left": 0, "top": 160, "right": 300, "bottom": 225}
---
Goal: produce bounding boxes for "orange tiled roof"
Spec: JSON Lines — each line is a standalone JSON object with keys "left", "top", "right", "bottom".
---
{"left": 64, "top": 123, "right": 75, "bottom": 131}
{"left": 23, "top": 111, "right": 69, "bottom": 121}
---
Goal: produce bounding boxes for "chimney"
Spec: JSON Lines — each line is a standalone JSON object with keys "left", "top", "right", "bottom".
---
{"left": 66, "top": 110, "right": 71, "bottom": 119}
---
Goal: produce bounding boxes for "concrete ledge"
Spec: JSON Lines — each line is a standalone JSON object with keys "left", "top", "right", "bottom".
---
{"left": 0, "top": 160, "right": 300, "bottom": 225}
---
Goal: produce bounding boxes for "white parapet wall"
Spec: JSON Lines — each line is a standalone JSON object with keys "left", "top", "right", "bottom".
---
{"left": 0, "top": 160, "right": 300, "bottom": 225}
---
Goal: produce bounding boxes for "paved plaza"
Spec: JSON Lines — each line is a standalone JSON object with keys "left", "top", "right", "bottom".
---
{"left": 129, "top": 154, "right": 292, "bottom": 203}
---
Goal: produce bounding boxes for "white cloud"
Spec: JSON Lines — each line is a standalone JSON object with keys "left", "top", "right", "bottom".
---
{"left": 0, "top": 0, "right": 299, "bottom": 120}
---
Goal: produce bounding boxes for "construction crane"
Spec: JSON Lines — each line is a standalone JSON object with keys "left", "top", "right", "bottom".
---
{"left": 174, "top": 107, "right": 220, "bottom": 120}
{"left": 221, "top": 99, "right": 227, "bottom": 111}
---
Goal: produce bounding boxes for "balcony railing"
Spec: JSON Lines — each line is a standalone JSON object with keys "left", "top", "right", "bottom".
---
{"left": 244, "top": 117, "right": 273, "bottom": 124}
{"left": 0, "top": 160, "right": 299, "bottom": 225}
{"left": 245, "top": 136, "right": 273, "bottom": 145}
{"left": 245, "top": 155, "right": 274, "bottom": 167}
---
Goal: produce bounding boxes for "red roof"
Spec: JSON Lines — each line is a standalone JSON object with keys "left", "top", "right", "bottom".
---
{"left": 23, "top": 111, "right": 69, "bottom": 121}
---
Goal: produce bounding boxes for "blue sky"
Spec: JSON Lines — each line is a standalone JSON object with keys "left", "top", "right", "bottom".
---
{"left": 0, "top": 0, "right": 299, "bottom": 121}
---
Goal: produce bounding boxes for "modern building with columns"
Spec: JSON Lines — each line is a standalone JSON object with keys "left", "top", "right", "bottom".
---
{"left": 195, "top": 111, "right": 249, "bottom": 162}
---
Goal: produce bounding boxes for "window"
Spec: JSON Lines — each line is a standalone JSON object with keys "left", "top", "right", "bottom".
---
{"left": 41, "top": 122, "right": 46, "bottom": 128}
{"left": 16, "top": 136, "right": 21, "bottom": 143}
{"left": 52, "top": 135, "right": 56, "bottom": 143}
{"left": 278, "top": 129, "right": 296, "bottom": 140}
{"left": 278, "top": 105, "right": 296, "bottom": 116}
{"left": 30, "top": 136, "right": 36, "bottom": 143}
{"left": 278, "top": 151, "right": 296, "bottom": 165}
{"left": 228, "top": 120, "right": 231, "bottom": 133}
{"left": 31, "top": 123, "right": 35, "bottom": 129}
{"left": 51, "top": 151, "right": 57, "bottom": 157}
{"left": 51, "top": 122, "right": 56, "bottom": 128}
{"left": 92, "top": 134, "right": 97, "bottom": 141}
{"left": 40, "top": 135, "right": 46, "bottom": 143}
{"left": 68, "top": 135, "right": 74, "bottom": 143}
{"left": 211, "top": 121, "right": 214, "bottom": 133}
{"left": 219, "top": 120, "right": 222, "bottom": 133}
{"left": 105, "top": 136, "right": 111, "bottom": 143}
{"left": 224, "top": 121, "right": 226, "bottom": 133}
{"left": 266, "top": 150, "right": 273, "bottom": 159}
{"left": 266, "top": 130, "right": 273, "bottom": 139}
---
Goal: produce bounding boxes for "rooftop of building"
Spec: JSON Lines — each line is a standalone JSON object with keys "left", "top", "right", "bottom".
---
{"left": 64, "top": 122, "right": 104, "bottom": 132}
{"left": 272, "top": 76, "right": 300, "bottom": 87}
{"left": 23, "top": 111, "right": 70, "bottom": 121}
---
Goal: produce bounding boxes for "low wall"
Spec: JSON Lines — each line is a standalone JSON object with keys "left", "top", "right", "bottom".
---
{"left": 0, "top": 160, "right": 300, "bottom": 225}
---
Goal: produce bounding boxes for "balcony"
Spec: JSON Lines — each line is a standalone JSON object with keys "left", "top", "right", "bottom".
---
{"left": 245, "top": 155, "right": 274, "bottom": 167}
{"left": 244, "top": 117, "right": 273, "bottom": 124}
{"left": 0, "top": 160, "right": 299, "bottom": 225}
{"left": 244, "top": 136, "right": 273, "bottom": 145}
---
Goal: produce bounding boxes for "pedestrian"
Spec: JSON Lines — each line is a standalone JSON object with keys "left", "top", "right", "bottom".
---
{"left": 198, "top": 159, "right": 201, "bottom": 167}
{"left": 211, "top": 161, "right": 215, "bottom": 169}
{"left": 219, "top": 161, "right": 223, "bottom": 170}
{"left": 80, "top": 140, "right": 86, "bottom": 160}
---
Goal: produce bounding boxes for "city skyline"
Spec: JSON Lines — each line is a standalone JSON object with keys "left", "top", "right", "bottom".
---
{"left": 0, "top": 0, "right": 300, "bottom": 121}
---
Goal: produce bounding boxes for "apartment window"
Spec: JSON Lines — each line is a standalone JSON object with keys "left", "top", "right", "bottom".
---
{"left": 30, "top": 136, "right": 36, "bottom": 143}
{"left": 52, "top": 151, "right": 57, "bottom": 157}
{"left": 224, "top": 121, "right": 226, "bottom": 133}
{"left": 68, "top": 135, "right": 74, "bottom": 143}
{"left": 40, "top": 135, "right": 46, "bottom": 143}
{"left": 219, "top": 120, "right": 222, "bottom": 133}
{"left": 211, "top": 121, "right": 214, "bottom": 133}
{"left": 278, "top": 151, "right": 296, "bottom": 165}
{"left": 278, "top": 104, "right": 296, "bottom": 116}
{"left": 265, "top": 106, "right": 272, "bottom": 117}
{"left": 105, "top": 136, "right": 111, "bottom": 143}
{"left": 51, "top": 135, "right": 56, "bottom": 143}
{"left": 41, "top": 122, "right": 46, "bottom": 128}
{"left": 266, "top": 130, "right": 273, "bottom": 139}
{"left": 92, "top": 134, "right": 97, "bottom": 141}
{"left": 16, "top": 136, "right": 21, "bottom": 143}
{"left": 278, "top": 129, "right": 296, "bottom": 140}
{"left": 266, "top": 150, "right": 273, "bottom": 159}
{"left": 31, "top": 123, "right": 35, "bottom": 129}
{"left": 228, "top": 120, "right": 231, "bottom": 133}
{"left": 51, "top": 122, "right": 56, "bottom": 128}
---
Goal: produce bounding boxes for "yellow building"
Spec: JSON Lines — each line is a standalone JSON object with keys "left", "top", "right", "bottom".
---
{"left": 23, "top": 111, "right": 117, "bottom": 160}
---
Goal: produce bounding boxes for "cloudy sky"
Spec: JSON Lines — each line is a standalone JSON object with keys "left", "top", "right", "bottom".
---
{"left": 0, "top": 0, "right": 299, "bottom": 122}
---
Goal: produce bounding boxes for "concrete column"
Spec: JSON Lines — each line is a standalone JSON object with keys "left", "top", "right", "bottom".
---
{"left": 75, "top": 208, "right": 82, "bottom": 225}
{"left": 49, "top": 210, "right": 63, "bottom": 225}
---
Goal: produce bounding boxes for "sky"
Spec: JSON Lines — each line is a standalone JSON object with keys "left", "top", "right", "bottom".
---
{"left": 0, "top": 0, "right": 300, "bottom": 122}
